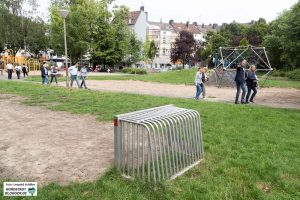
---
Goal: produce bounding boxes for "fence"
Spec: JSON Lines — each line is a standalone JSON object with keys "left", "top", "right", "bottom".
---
{"left": 114, "top": 105, "right": 204, "bottom": 182}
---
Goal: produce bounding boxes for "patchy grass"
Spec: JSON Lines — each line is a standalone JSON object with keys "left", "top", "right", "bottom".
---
{"left": 262, "top": 77, "right": 300, "bottom": 89}
{"left": 0, "top": 80, "right": 299, "bottom": 200}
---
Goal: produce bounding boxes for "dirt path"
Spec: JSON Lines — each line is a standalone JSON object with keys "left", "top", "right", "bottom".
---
{"left": 0, "top": 94, "right": 114, "bottom": 185}
{"left": 61, "top": 80, "right": 300, "bottom": 110}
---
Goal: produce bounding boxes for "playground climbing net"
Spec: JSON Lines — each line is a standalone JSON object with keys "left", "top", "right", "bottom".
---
{"left": 209, "top": 46, "right": 273, "bottom": 88}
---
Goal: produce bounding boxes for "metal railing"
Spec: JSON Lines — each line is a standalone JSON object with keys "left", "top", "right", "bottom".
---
{"left": 114, "top": 105, "right": 204, "bottom": 182}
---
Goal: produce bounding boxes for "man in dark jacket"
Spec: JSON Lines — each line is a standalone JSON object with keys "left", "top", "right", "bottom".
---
{"left": 40, "top": 63, "right": 49, "bottom": 85}
{"left": 234, "top": 60, "right": 247, "bottom": 104}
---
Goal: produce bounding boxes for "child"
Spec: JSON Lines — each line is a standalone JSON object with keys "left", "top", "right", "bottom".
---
{"left": 80, "top": 65, "right": 88, "bottom": 89}
{"left": 194, "top": 67, "right": 204, "bottom": 100}
{"left": 246, "top": 65, "right": 258, "bottom": 103}
{"left": 22, "top": 64, "right": 28, "bottom": 77}
{"left": 201, "top": 67, "right": 208, "bottom": 99}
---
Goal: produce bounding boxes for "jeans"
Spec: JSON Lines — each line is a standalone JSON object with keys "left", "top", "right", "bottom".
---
{"left": 80, "top": 76, "right": 87, "bottom": 89}
{"left": 8, "top": 69, "right": 13, "bottom": 79}
{"left": 16, "top": 71, "right": 21, "bottom": 79}
{"left": 235, "top": 81, "right": 247, "bottom": 103}
{"left": 195, "top": 83, "right": 202, "bottom": 99}
{"left": 42, "top": 75, "right": 49, "bottom": 84}
{"left": 23, "top": 71, "right": 28, "bottom": 77}
{"left": 70, "top": 75, "right": 80, "bottom": 87}
{"left": 246, "top": 86, "right": 257, "bottom": 102}
{"left": 50, "top": 75, "right": 58, "bottom": 84}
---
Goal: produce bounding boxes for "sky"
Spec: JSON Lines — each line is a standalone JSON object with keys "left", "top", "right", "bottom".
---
{"left": 37, "top": 0, "right": 298, "bottom": 24}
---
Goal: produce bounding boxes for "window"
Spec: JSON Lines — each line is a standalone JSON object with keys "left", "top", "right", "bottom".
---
{"left": 163, "top": 48, "right": 166, "bottom": 55}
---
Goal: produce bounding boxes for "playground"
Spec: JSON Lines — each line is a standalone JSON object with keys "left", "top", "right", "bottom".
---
{"left": 0, "top": 80, "right": 299, "bottom": 199}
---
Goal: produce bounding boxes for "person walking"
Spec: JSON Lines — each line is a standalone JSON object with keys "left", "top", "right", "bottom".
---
{"left": 68, "top": 63, "right": 80, "bottom": 88}
{"left": 201, "top": 67, "right": 208, "bottom": 99}
{"left": 22, "top": 63, "right": 28, "bottom": 77}
{"left": 50, "top": 65, "right": 58, "bottom": 85}
{"left": 79, "top": 65, "right": 88, "bottom": 89}
{"left": 234, "top": 60, "right": 247, "bottom": 104}
{"left": 246, "top": 65, "right": 258, "bottom": 103}
{"left": 7, "top": 61, "right": 13, "bottom": 80}
{"left": 15, "top": 63, "right": 22, "bottom": 79}
{"left": 194, "top": 67, "right": 204, "bottom": 100}
{"left": 41, "top": 63, "right": 49, "bottom": 85}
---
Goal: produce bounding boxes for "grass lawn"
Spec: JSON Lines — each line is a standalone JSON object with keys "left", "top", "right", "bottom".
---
{"left": 0, "top": 81, "right": 299, "bottom": 200}
{"left": 25, "top": 69, "right": 300, "bottom": 89}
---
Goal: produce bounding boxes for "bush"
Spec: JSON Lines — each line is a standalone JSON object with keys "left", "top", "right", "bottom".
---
{"left": 286, "top": 69, "right": 300, "bottom": 80}
{"left": 271, "top": 69, "right": 286, "bottom": 77}
{"left": 121, "top": 68, "right": 147, "bottom": 75}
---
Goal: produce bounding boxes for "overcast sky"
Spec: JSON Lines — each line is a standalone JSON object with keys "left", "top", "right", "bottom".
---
{"left": 38, "top": 0, "right": 298, "bottom": 24}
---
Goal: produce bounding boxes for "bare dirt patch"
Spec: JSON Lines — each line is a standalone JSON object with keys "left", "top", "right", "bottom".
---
{"left": 61, "top": 80, "right": 300, "bottom": 110}
{"left": 0, "top": 94, "right": 114, "bottom": 185}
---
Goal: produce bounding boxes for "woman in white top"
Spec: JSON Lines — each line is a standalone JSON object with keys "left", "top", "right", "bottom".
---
{"left": 6, "top": 61, "right": 13, "bottom": 80}
{"left": 194, "top": 67, "right": 204, "bottom": 100}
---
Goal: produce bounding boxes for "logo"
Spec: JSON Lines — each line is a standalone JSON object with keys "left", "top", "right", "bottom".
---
{"left": 3, "top": 182, "right": 37, "bottom": 197}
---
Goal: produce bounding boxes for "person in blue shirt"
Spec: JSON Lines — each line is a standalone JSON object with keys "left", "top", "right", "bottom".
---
{"left": 234, "top": 60, "right": 247, "bottom": 104}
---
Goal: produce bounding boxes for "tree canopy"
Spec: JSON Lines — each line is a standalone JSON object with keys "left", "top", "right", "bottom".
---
{"left": 171, "top": 30, "right": 196, "bottom": 67}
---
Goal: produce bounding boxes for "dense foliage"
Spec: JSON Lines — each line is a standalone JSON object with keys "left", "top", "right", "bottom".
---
{"left": 49, "top": 0, "right": 142, "bottom": 66}
{"left": 0, "top": 0, "right": 48, "bottom": 53}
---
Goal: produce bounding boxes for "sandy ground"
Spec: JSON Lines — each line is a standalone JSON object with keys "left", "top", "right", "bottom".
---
{"left": 0, "top": 94, "right": 114, "bottom": 185}
{"left": 62, "top": 80, "right": 300, "bottom": 110}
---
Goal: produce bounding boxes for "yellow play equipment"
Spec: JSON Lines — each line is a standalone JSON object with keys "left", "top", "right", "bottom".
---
{"left": 0, "top": 49, "right": 41, "bottom": 71}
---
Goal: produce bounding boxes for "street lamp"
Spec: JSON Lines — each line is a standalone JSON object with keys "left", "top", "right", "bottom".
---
{"left": 59, "top": 9, "right": 70, "bottom": 87}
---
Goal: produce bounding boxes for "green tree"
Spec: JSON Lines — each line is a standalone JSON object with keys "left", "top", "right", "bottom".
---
{"left": 148, "top": 40, "right": 157, "bottom": 67}
{"left": 207, "top": 32, "right": 229, "bottom": 53}
{"left": 247, "top": 18, "right": 270, "bottom": 46}
{"left": 239, "top": 37, "right": 249, "bottom": 46}
{"left": 263, "top": 1, "right": 300, "bottom": 69}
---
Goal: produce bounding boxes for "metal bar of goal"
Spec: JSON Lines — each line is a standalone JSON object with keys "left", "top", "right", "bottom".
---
{"left": 114, "top": 105, "right": 204, "bottom": 183}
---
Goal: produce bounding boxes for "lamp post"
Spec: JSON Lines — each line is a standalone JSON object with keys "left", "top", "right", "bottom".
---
{"left": 59, "top": 9, "right": 70, "bottom": 87}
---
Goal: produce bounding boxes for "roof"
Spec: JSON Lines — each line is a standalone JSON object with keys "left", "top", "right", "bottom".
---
{"left": 128, "top": 11, "right": 141, "bottom": 25}
{"left": 148, "top": 21, "right": 172, "bottom": 31}
{"left": 171, "top": 22, "right": 201, "bottom": 34}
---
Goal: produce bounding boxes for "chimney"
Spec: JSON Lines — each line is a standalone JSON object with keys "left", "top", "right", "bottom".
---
{"left": 212, "top": 23, "right": 218, "bottom": 29}
{"left": 145, "top": 12, "right": 148, "bottom": 21}
{"left": 169, "top": 19, "right": 174, "bottom": 25}
{"left": 160, "top": 18, "right": 162, "bottom": 24}
{"left": 202, "top": 23, "right": 205, "bottom": 28}
{"left": 140, "top": 6, "right": 144, "bottom": 11}
{"left": 186, "top": 21, "right": 189, "bottom": 28}
{"left": 193, "top": 22, "right": 197, "bottom": 26}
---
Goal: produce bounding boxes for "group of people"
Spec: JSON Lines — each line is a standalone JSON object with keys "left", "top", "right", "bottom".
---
{"left": 6, "top": 61, "right": 29, "bottom": 80}
{"left": 40, "top": 62, "right": 88, "bottom": 89}
{"left": 194, "top": 59, "right": 258, "bottom": 104}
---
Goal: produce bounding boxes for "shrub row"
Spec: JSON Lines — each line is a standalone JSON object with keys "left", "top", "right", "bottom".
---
{"left": 272, "top": 69, "right": 300, "bottom": 80}
{"left": 121, "top": 68, "right": 147, "bottom": 75}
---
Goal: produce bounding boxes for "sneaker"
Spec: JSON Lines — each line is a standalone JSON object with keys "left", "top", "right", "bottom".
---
{"left": 203, "top": 97, "right": 207, "bottom": 100}
{"left": 250, "top": 100, "right": 255, "bottom": 103}
{"left": 235, "top": 101, "right": 239, "bottom": 104}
